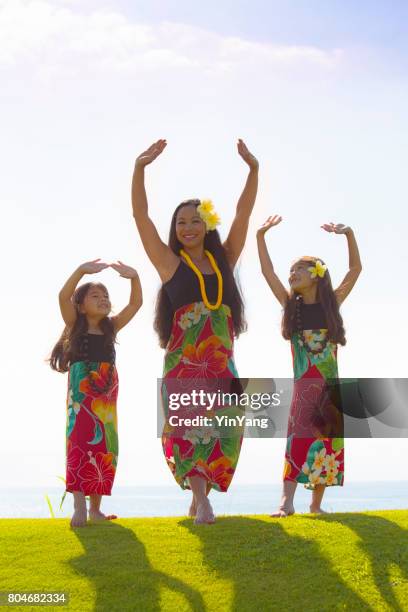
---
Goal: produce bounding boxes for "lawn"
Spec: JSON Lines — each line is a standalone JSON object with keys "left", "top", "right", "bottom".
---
{"left": 1, "top": 511, "right": 407, "bottom": 611}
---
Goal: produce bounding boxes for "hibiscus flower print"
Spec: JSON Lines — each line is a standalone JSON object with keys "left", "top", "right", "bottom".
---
{"left": 178, "top": 336, "right": 228, "bottom": 380}
{"left": 91, "top": 397, "right": 116, "bottom": 426}
{"left": 66, "top": 444, "right": 86, "bottom": 488}
{"left": 79, "top": 363, "right": 118, "bottom": 399}
{"left": 78, "top": 451, "right": 116, "bottom": 495}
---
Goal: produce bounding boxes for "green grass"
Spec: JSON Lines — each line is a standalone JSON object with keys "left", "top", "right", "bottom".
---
{"left": 1, "top": 511, "right": 407, "bottom": 611}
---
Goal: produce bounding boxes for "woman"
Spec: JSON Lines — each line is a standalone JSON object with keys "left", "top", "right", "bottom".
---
{"left": 132, "top": 139, "right": 258, "bottom": 523}
{"left": 257, "top": 215, "right": 362, "bottom": 516}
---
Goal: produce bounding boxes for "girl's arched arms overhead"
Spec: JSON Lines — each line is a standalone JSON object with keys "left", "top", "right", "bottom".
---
{"left": 109, "top": 262, "right": 143, "bottom": 332}
{"left": 321, "top": 223, "right": 362, "bottom": 305}
{"left": 256, "top": 215, "right": 289, "bottom": 307}
{"left": 58, "top": 259, "right": 109, "bottom": 327}
{"left": 223, "top": 139, "right": 259, "bottom": 268}
{"left": 132, "top": 140, "right": 179, "bottom": 282}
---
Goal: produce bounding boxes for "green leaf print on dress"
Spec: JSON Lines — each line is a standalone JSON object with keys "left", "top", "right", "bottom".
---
{"left": 292, "top": 333, "right": 309, "bottom": 379}
{"left": 89, "top": 421, "right": 103, "bottom": 445}
{"left": 210, "top": 307, "right": 232, "bottom": 350}
{"left": 105, "top": 422, "right": 119, "bottom": 458}
{"left": 179, "top": 302, "right": 209, "bottom": 349}
{"left": 164, "top": 348, "right": 182, "bottom": 376}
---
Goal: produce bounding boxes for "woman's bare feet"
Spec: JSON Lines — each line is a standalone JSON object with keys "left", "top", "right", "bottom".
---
{"left": 194, "top": 499, "right": 215, "bottom": 525}
{"left": 70, "top": 492, "right": 87, "bottom": 528}
{"left": 188, "top": 480, "right": 212, "bottom": 517}
{"left": 188, "top": 496, "right": 197, "bottom": 517}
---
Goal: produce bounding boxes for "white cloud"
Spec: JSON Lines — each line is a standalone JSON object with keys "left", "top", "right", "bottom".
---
{"left": 0, "top": 0, "right": 343, "bottom": 75}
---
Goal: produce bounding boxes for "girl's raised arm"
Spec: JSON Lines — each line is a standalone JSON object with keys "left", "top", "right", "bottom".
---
{"left": 109, "top": 262, "right": 143, "bottom": 332}
{"left": 132, "top": 140, "right": 179, "bottom": 281}
{"left": 58, "top": 259, "right": 109, "bottom": 327}
{"left": 257, "top": 215, "right": 289, "bottom": 307}
{"left": 223, "top": 139, "right": 259, "bottom": 268}
{"left": 321, "top": 223, "right": 362, "bottom": 305}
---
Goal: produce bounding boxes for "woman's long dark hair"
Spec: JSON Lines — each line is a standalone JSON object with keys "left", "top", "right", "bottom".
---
{"left": 154, "top": 199, "right": 247, "bottom": 348}
{"left": 282, "top": 256, "right": 346, "bottom": 345}
{"left": 49, "top": 282, "right": 116, "bottom": 372}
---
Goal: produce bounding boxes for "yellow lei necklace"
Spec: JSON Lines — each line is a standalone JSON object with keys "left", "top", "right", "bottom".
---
{"left": 180, "top": 249, "right": 223, "bottom": 310}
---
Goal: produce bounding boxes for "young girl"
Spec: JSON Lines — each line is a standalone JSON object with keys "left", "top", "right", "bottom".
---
{"left": 50, "top": 259, "right": 142, "bottom": 528}
{"left": 257, "top": 216, "right": 362, "bottom": 516}
{"left": 132, "top": 138, "right": 258, "bottom": 524}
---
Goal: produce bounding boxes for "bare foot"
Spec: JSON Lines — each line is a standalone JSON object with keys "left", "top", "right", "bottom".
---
{"left": 270, "top": 504, "right": 295, "bottom": 518}
{"left": 88, "top": 510, "right": 118, "bottom": 522}
{"left": 309, "top": 506, "right": 328, "bottom": 514}
{"left": 70, "top": 508, "right": 87, "bottom": 528}
{"left": 194, "top": 499, "right": 215, "bottom": 525}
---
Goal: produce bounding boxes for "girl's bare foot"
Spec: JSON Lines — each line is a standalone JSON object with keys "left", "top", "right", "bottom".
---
{"left": 70, "top": 491, "right": 87, "bottom": 528}
{"left": 88, "top": 509, "right": 118, "bottom": 522}
{"left": 309, "top": 506, "right": 328, "bottom": 514}
{"left": 194, "top": 499, "right": 215, "bottom": 525}
{"left": 70, "top": 508, "right": 88, "bottom": 528}
{"left": 270, "top": 503, "right": 295, "bottom": 518}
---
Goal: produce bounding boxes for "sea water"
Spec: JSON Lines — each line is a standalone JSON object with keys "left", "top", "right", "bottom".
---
{"left": 0, "top": 482, "right": 407, "bottom": 519}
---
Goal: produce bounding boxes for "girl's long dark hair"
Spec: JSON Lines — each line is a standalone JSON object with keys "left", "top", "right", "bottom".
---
{"left": 282, "top": 256, "right": 346, "bottom": 345}
{"left": 49, "top": 282, "right": 116, "bottom": 372}
{"left": 154, "top": 199, "right": 247, "bottom": 348}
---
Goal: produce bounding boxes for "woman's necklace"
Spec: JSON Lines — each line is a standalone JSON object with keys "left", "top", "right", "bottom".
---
{"left": 180, "top": 249, "right": 223, "bottom": 310}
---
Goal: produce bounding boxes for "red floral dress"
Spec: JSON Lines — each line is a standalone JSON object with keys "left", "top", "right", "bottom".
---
{"left": 66, "top": 357, "right": 119, "bottom": 496}
{"left": 284, "top": 325, "right": 344, "bottom": 490}
{"left": 161, "top": 298, "right": 244, "bottom": 493}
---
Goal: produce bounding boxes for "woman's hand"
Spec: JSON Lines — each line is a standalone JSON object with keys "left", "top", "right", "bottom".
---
{"left": 110, "top": 261, "right": 139, "bottom": 279}
{"left": 237, "top": 138, "right": 258, "bottom": 170}
{"left": 321, "top": 222, "right": 352, "bottom": 235}
{"left": 78, "top": 259, "right": 109, "bottom": 274}
{"left": 135, "top": 139, "right": 167, "bottom": 168}
{"left": 257, "top": 215, "right": 282, "bottom": 236}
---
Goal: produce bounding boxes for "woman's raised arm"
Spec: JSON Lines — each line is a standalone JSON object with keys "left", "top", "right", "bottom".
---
{"left": 223, "top": 139, "right": 259, "bottom": 268}
{"left": 132, "top": 140, "right": 179, "bottom": 280}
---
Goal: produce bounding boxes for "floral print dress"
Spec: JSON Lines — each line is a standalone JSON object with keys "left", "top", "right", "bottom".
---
{"left": 284, "top": 309, "right": 345, "bottom": 490}
{"left": 161, "top": 261, "right": 244, "bottom": 492}
{"left": 66, "top": 335, "right": 119, "bottom": 496}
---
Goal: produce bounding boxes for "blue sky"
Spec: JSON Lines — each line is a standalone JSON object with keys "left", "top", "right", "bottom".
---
{"left": 101, "top": 0, "right": 408, "bottom": 51}
{"left": 1, "top": 0, "right": 407, "bottom": 492}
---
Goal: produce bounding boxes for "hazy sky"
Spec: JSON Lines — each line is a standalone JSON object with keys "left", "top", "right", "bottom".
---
{"left": 1, "top": 0, "right": 407, "bottom": 491}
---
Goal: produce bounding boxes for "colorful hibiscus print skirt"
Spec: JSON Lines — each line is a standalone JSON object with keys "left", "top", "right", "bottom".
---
{"left": 284, "top": 329, "right": 345, "bottom": 490}
{"left": 161, "top": 301, "right": 244, "bottom": 492}
{"left": 66, "top": 361, "right": 119, "bottom": 496}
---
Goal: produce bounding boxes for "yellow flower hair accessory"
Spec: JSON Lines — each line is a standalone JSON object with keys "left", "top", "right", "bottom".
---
{"left": 197, "top": 199, "right": 221, "bottom": 231}
{"left": 308, "top": 260, "right": 327, "bottom": 279}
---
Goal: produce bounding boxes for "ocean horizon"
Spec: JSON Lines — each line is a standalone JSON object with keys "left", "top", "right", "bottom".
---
{"left": 1, "top": 482, "right": 407, "bottom": 519}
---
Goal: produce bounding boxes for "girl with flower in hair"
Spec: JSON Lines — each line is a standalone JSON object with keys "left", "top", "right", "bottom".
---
{"left": 49, "top": 259, "right": 142, "bottom": 527}
{"left": 257, "top": 216, "right": 362, "bottom": 516}
{"left": 132, "top": 138, "right": 258, "bottom": 524}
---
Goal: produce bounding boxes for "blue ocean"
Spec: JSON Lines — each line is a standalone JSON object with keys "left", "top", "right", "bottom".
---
{"left": 1, "top": 482, "right": 407, "bottom": 519}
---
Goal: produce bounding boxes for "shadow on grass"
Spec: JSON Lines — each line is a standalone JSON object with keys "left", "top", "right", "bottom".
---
{"left": 180, "top": 516, "right": 374, "bottom": 612}
{"left": 312, "top": 513, "right": 408, "bottom": 612}
{"left": 70, "top": 522, "right": 205, "bottom": 612}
